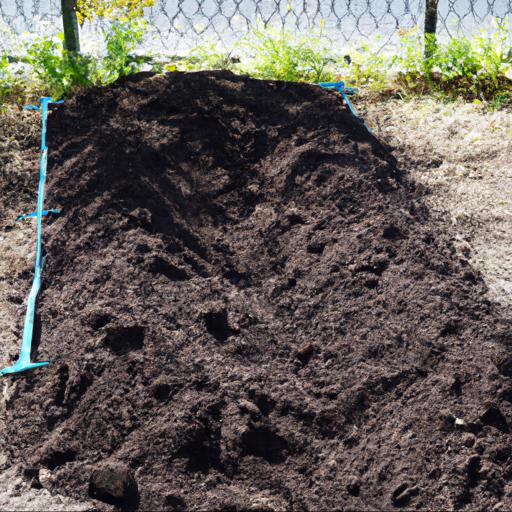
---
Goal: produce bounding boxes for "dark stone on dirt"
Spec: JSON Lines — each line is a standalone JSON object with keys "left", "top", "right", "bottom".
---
{"left": 296, "top": 342, "right": 314, "bottom": 364}
{"left": 22, "top": 467, "right": 42, "bottom": 489}
{"left": 391, "top": 482, "right": 419, "bottom": 507}
{"left": 89, "top": 464, "right": 139, "bottom": 508}
{"left": 3, "top": 71, "right": 512, "bottom": 511}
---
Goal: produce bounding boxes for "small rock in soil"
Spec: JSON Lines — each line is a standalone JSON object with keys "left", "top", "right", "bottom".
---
{"left": 89, "top": 464, "right": 139, "bottom": 508}
{"left": 462, "top": 433, "right": 476, "bottom": 448}
{"left": 296, "top": 342, "right": 314, "bottom": 364}
{"left": 391, "top": 482, "right": 419, "bottom": 507}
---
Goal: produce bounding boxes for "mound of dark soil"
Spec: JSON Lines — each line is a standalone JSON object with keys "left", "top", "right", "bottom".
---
{"left": 0, "top": 109, "right": 40, "bottom": 218}
{"left": 4, "top": 71, "right": 512, "bottom": 510}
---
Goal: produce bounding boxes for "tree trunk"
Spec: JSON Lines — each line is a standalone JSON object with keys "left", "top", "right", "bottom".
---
{"left": 424, "top": 0, "right": 439, "bottom": 61}
{"left": 61, "top": 0, "right": 80, "bottom": 53}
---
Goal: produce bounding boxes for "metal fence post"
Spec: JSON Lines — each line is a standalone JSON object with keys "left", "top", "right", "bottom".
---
{"left": 424, "top": 0, "right": 439, "bottom": 61}
{"left": 61, "top": 0, "right": 80, "bottom": 53}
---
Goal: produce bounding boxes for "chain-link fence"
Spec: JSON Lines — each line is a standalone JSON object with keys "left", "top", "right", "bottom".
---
{"left": 147, "top": 0, "right": 427, "bottom": 50}
{"left": 1, "top": 0, "right": 511, "bottom": 53}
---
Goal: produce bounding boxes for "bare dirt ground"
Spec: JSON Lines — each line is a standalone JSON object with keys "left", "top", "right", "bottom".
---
{"left": 364, "top": 98, "right": 512, "bottom": 308}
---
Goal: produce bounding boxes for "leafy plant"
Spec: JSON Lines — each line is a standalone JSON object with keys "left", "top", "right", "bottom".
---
{"left": 22, "top": 18, "right": 145, "bottom": 99}
{"left": 1, "top": 17, "right": 511, "bottom": 107}
{"left": 96, "top": 19, "right": 146, "bottom": 83}
{"left": 0, "top": 52, "right": 12, "bottom": 104}
{"left": 414, "top": 19, "right": 511, "bottom": 102}
{"left": 165, "top": 39, "right": 234, "bottom": 72}
{"left": 238, "top": 23, "right": 338, "bottom": 83}
{"left": 26, "top": 35, "right": 98, "bottom": 99}
{"left": 397, "top": 27, "right": 423, "bottom": 74}
{"left": 472, "top": 19, "right": 511, "bottom": 84}
{"left": 340, "top": 40, "right": 394, "bottom": 90}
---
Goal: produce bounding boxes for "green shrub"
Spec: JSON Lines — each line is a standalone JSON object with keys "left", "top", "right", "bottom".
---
{"left": 26, "top": 35, "right": 98, "bottom": 99}
{"left": 96, "top": 19, "right": 146, "bottom": 83}
{"left": 23, "top": 18, "right": 145, "bottom": 99}
{"left": 0, "top": 52, "right": 36, "bottom": 106}
{"left": 393, "top": 20, "right": 512, "bottom": 103}
{"left": 238, "top": 23, "right": 338, "bottom": 83}
{"left": 165, "top": 39, "right": 235, "bottom": 72}
{"left": 1, "top": 18, "right": 511, "bottom": 107}
{"left": 340, "top": 40, "right": 394, "bottom": 90}
{"left": 0, "top": 53, "right": 11, "bottom": 103}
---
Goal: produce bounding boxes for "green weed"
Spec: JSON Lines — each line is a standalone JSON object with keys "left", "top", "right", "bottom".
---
{"left": 23, "top": 18, "right": 145, "bottom": 99}
{"left": 97, "top": 19, "right": 146, "bottom": 82}
{"left": 237, "top": 23, "right": 338, "bottom": 83}
{"left": 26, "top": 35, "right": 98, "bottom": 98}
{"left": 394, "top": 20, "right": 512, "bottom": 104}
{"left": 165, "top": 39, "right": 235, "bottom": 72}
{"left": 0, "top": 18, "right": 511, "bottom": 107}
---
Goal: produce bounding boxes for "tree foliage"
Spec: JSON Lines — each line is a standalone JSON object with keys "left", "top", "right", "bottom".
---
{"left": 76, "top": 0, "right": 154, "bottom": 23}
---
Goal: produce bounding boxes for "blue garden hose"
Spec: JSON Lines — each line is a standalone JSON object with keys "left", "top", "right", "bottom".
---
{"left": 318, "top": 81, "right": 373, "bottom": 135}
{"left": 1, "top": 86, "right": 367, "bottom": 377}
{"left": 17, "top": 209, "right": 61, "bottom": 221}
{"left": 1, "top": 97, "right": 63, "bottom": 376}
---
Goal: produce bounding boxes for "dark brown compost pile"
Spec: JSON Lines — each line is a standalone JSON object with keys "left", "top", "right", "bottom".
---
{"left": 3, "top": 71, "right": 512, "bottom": 511}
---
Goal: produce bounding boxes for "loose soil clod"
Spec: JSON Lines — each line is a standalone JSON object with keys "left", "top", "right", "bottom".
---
{"left": 2, "top": 71, "right": 512, "bottom": 510}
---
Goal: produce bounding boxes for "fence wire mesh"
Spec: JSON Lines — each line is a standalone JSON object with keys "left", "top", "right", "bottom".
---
{"left": 0, "top": 0, "right": 511, "bottom": 52}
